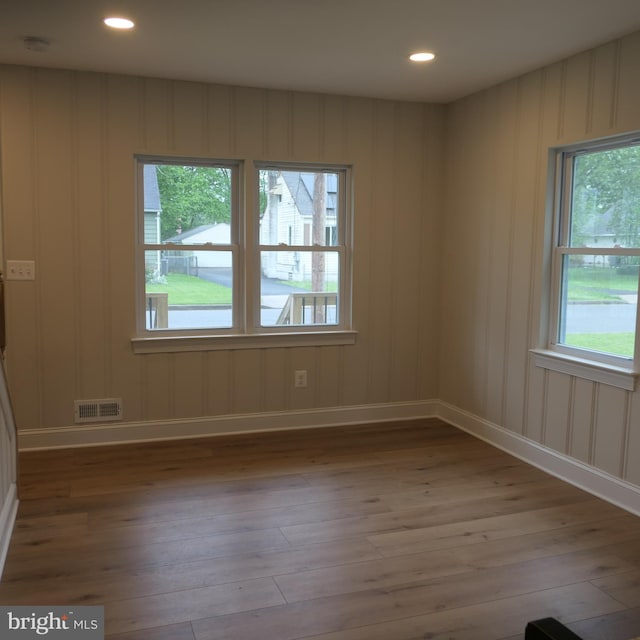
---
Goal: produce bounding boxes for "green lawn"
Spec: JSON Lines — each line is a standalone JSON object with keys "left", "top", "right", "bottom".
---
{"left": 147, "top": 273, "right": 232, "bottom": 305}
{"left": 564, "top": 332, "right": 635, "bottom": 357}
{"left": 278, "top": 280, "right": 338, "bottom": 292}
{"left": 567, "top": 267, "right": 638, "bottom": 302}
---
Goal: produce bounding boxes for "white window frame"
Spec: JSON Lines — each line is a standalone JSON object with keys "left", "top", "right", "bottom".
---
{"left": 253, "top": 161, "right": 352, "bottom": 335}
{"left": 532, "top": 134, "right": 640, "bottom": 390}
{"left": 132, "top": 156, "right": 356, "bottom": 354}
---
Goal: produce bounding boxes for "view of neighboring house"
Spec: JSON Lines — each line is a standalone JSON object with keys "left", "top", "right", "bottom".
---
{"left": 143, "top": 169, "right": 341, "bottom": 284}
{"left": 260, "top": 171, "right": 339, "bottom": 282}
{"left": 165, "top": 224, "right": 232, "bottom": 269}
{"left": 143, "top": 164, "right": 162, "bottom": 274}
{"left": 578, "top": 207, "right": 625, "bottom": 267}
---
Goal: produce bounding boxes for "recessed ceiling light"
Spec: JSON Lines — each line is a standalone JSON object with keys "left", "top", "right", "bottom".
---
{"left": 409, "top": 52, "right": 436, "bottom": 62}
{"left": 104, "top": 16, "right": 135, "bottom": 29}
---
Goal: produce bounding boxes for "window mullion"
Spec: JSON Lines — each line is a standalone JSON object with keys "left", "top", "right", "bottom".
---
{"left": 244, "top": 162, "right": 259, "bottom": 334}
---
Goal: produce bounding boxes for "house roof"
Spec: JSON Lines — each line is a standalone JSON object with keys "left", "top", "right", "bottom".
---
{"left": 144, "top": 165, "right": 161, "bottom": 213}
{"left": 281, "top": 172, "right": 337, "bottom": 217}
{"left": 165, "top": 223, "right": 230, "bottom": 243}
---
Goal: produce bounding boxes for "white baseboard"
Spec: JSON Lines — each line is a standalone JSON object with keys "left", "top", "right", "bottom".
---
{"left": 0, "top": 483, "right": 18, "bottom": 581}
{"left": 15, "top": 399, "right": 640, "bottom": 516}
{"left": 437, "top": 401, "right": 640, "bottom": 517}
{"left": 17, "top": 400, "right": 440, "bottom": 450}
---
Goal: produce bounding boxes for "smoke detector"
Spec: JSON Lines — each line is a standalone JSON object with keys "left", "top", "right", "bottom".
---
{"left": 23, "top": 36, "right": 51, "bottom": 52}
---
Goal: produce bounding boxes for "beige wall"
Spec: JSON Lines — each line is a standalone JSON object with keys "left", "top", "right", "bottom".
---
{"left": 0, "top": 66, "right": 444, "bottom": 433}
{"left": 441, "top": 31, "right": 640, "bottom": 487}
{"left": 1, "top": 29, "right": 639, "bottom": 496}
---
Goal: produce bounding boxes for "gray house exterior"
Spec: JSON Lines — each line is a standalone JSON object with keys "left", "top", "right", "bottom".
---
{"left": 260, "top": 171, "right": 339, "bottom": 281}
{"left": 143, "top": 165, "right": 162, "bottom": 274}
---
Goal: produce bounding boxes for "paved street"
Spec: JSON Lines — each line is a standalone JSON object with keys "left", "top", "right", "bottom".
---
{"left": 197, "top": 267, "right": 307, "bottom": 295}
{"left": 565, "top": 301, "right": 637, "bottom": 333}
{"left": 151, "top": 271, "right": 638, "bottom": 333}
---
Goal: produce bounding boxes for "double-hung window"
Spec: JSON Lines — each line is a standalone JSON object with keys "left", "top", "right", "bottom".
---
{"left": 134, "top": 157, "right": 353, "bottom": 351}
{"left": 537, "top": 135, "right": 640, "bottom": 389}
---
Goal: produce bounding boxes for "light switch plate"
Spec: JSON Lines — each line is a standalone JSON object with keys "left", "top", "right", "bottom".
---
{"left": 6, "top": 260, "right": 36, "bottom": 280}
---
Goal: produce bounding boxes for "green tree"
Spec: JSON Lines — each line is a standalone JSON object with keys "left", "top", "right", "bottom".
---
{"left": 572, "top": 145, "right": 640, "bottom": 247}
{"left": 156, "top": 165, "right": 231, "bottom": 241}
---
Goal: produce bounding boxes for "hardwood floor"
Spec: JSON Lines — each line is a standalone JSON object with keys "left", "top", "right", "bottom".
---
{"left": 1, "top": 418, "right": 639, "bottom": 640}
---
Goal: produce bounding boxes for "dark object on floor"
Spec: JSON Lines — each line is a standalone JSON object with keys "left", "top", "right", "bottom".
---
{"left": 525, "top": 618, "right": 583, "bottom": 640}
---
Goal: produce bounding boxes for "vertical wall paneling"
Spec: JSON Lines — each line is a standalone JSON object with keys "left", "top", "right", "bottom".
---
{"left": 104, "top": 74, "right": 144, "bottom": 420}
{"left": 625, "top": 393, "right": 640, "bottom": 485}
{"left": 439, "top": 99, "right": 475, "bottom": 407}
{"left": 366, "top": 100, "right": 394, "bottom": 403}
{"left": 614, "top": 32, "right": 640, "bottom": 131}
{"left": 233, "top": 87, "right": 265, "bottom": 157}
{"left": 35, "top": 70, "right": 76, "bottom": 427}
{"left": 525, "top": 359, "right": 546, "bottom": 443}
{"left": 288, "top": 347, "right": 315, "bottom": 411}
{"left": 142, "top": 353, "right": 171, "bottom": 420}
{"left": 569, "top": 378, "right": 596, "bottom": 465}
{"left": 73, "top": 72, "right": 108, "bottom": 399}
{"left": 415, "top": 104, "right": 444, "bottom": 401}
{"left": 389, "top": 102, "right": 424, "bottom": 402}
{"left": 504, "top": 71, "right": 544, "bottom": 435}
{"left": 467, "top": 93, "right": 492, "bottom": 416}
{"left": 523, "top": 78, "right": 549, "bottom": 439}
{"left": 230, "top": 349, "right": 263, "bottom": 415}
{"left": 0, "top": 67, "right": 42, "bottom": 430}
{"left": 593, "top": 384, "right": 627, "bottom": 477}
{"left": 442, "top": 30, "right": 640, "bottom": 493}
{"left": 265, "top": 90, "right": 292, "bottom": 160}
{"left": 2, "top": 27, "right": 639, "bottom": 498}
{"left": 204, "top": 351, "right": 232, "bottom": 417}
{"left": 315, "top": 346, "right": 340, "bottom": 409}
{"left": 172, "top": 81, "right": 207, "bottom": 154}
{"left": 206, "top": 84, "right": 234, "bottom": 157}
{"left": 498, "top": 78, "right": 522, "bottom": 431}
{"left": 543, "top": 370, "right": 572, "bottom": 454}
{"left": 589, "top": 42, "right": 618, "bottom": 134}
{"left": 561, "top": 51, "right": 592, "bottom": 140}
{"left": 291, "top": 93, "right": 322, "bottom": 161}
{"left": 340, "top": 97, "right": 375, "bottom": 407}
{"left": 141, "top": 78, "right": 173, "bottom": 152}
{"left": 263, "top": 348, "right": 287, "bottom": 413}
{"left": 172, "top": 351, "right": 206, "bottom": 419}
{"left": 538, "top": 63, "right": 563, "bottom": 149}
{"left": 483, "top": 86, "right": 513, "bottom": 424}
{"left": 1, "top": 65, "right": 445, "bottom": 433}
{"left": 321, "top": 95, "right": 347, "bottom": 162}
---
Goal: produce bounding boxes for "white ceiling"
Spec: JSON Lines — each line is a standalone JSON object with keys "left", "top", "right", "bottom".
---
{"left": 1, "top": 0, "right": 639, "bottom": 103}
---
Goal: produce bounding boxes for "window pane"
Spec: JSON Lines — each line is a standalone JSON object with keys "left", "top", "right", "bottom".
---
{"left": 144, "top": 163, "right": 232, "bottom": 244}
{"left": 570, "top": 143, "right": 640, "bottom": 249}
{"left": 260, "top": 251, "right": 339, "bottom": 326}
{"left": 259, "top": 169, "right": 339, "bottom": 247}
{"left": 145, "top": 250, "right": 233, "bottom": 330}
{"left": 558, "top": 255, "right": 637, "bottom": 358}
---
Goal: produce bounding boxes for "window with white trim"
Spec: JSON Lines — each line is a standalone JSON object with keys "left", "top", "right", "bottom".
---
{"left": 136, "top": 157, "right": 353, "bottom": 346}
{"left": 542, "top": 135, "right": 640, "bottom": 383}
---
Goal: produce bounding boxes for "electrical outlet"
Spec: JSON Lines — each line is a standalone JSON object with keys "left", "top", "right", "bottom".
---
{"left": 294, "top": 369, "right": 308, "bottom": 388}
{"left": 6, "top": 260, "right": 36, "bottom": 281}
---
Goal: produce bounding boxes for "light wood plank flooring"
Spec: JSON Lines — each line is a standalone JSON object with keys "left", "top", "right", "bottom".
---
{"left": 1, "top": 419, "right": 639, "bottom": 639}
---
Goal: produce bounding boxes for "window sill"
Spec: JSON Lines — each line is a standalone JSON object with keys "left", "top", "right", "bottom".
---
{"left": 132, "top": 330, "right": 358, "bottom": 354}
{"left": 530, "top": 348, "right": 637, "bottom": 391}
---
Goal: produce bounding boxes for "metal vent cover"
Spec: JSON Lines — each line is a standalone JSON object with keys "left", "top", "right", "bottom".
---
{"left": 74, "top": 398, "right": 123, "bottom": 423}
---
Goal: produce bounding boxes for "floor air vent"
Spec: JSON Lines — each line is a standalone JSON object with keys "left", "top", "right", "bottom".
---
{"left": 74, "top": 398, "right": 123, "bottom": 423}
